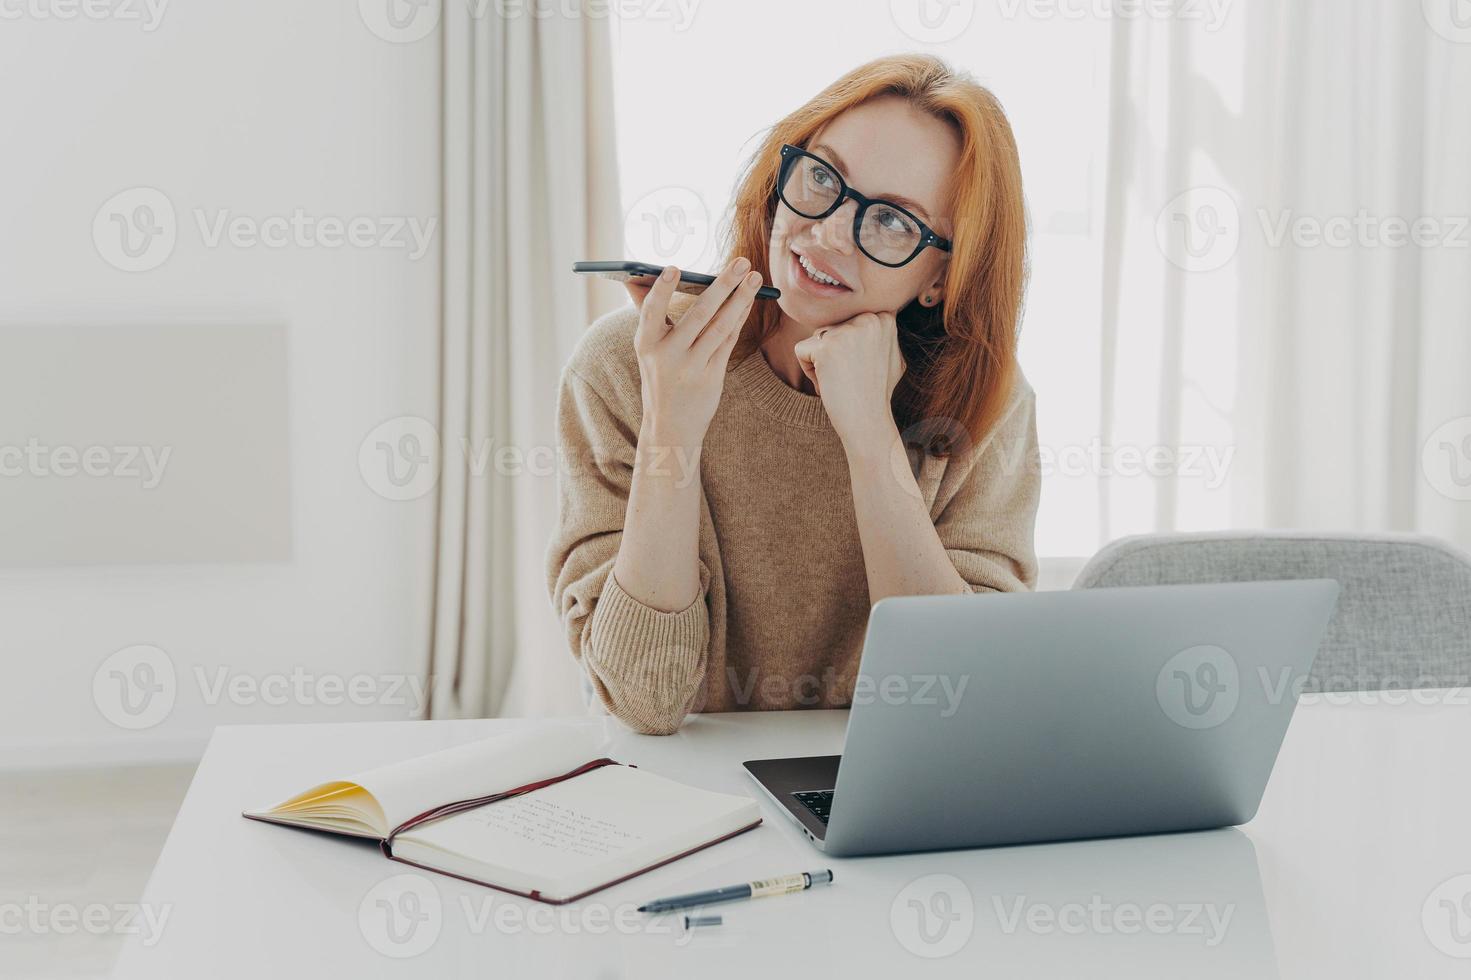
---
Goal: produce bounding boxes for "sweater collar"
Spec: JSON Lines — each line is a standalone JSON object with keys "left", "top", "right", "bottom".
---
{"left": 730, "top": 347, "right": 832, "bottom": 430}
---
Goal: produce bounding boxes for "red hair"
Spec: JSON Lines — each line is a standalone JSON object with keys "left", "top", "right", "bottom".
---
{"left": 722, "top": 53, "right": 1028, "bottom": 457}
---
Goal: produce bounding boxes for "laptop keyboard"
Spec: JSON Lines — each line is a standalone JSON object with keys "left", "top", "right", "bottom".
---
{"left": 792, "top": 790, "right": 834, "bottom": 824}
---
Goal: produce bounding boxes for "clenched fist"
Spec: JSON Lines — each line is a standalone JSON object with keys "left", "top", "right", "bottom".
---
{"left": 792, "top": 310, "right": 907, "bottom": 453}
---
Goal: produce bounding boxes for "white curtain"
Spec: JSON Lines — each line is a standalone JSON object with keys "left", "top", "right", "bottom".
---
{"left": 426, "top": 4, "right": 625, "bottom": 719}
{"left": 1098, "top": 0, "right": 1471, "bottom": 552}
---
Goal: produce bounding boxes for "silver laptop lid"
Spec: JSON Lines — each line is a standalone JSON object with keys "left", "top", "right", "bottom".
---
{"left": 821, "top": 579, "right": 1340, "bottom": 856}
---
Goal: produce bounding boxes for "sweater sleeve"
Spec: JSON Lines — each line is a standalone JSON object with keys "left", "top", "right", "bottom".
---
{"left": 544, "top": 365, "right": 710, "bottom": 735}
{"left": 934, "top": 382, "right": 1042, "bottom": 594}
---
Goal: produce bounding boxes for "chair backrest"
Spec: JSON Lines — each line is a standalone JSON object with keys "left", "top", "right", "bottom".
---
{"left": 1072, "top": 531, "right": 1471, "bottom": 692}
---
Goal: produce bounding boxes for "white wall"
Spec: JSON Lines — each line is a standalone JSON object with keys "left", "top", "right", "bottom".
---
{"left": 0, "top": 3, "right": 442, "bottom": 766}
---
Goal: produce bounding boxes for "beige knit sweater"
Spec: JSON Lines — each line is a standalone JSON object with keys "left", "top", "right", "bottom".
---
{"left": 545, "top": 294, "right": 1041, "bottom": 734}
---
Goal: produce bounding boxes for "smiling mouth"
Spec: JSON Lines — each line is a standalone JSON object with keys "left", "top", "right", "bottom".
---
{"left": 791, "top": 249, "right": 851, "bottom": 292}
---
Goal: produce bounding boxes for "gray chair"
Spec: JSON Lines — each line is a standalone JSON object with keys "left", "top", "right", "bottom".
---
{"left": 1072, "top": 530, "right": 1471, "bottom": 692}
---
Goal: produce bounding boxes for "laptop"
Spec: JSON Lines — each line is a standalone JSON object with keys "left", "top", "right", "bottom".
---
{"left": 744, "top": 579, "right": 1341, "bottom": 856}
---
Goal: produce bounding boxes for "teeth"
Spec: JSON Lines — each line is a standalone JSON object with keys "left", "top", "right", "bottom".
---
{"left": 798, "top": 253, "right": 842, "bottom": 287}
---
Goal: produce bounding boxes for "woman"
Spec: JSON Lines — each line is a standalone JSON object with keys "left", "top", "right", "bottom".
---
{"left": 546, "top": 53, "right": 1040, "bottom": 735}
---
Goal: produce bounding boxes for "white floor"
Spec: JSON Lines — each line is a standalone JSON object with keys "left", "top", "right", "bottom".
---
{"left": 1, "top": 764, "right": 196, "bottom": 980}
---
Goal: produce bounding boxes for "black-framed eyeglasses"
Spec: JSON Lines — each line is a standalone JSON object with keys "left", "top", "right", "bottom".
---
{"left": 776, "top": 142, "right": 952, "bottom": 269}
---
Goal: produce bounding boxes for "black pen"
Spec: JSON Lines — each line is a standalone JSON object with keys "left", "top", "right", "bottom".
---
{"left": 638, "top": 869, "right": 834, "bottom": 914}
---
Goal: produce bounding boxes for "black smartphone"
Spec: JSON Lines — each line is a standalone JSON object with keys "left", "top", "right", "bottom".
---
{"left": 573, "top": 260, "right": 781, "bottom": 300}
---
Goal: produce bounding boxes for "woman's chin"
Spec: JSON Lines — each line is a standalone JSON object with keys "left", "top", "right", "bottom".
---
{"left": 776, "top": 285, "right": 848, "bottom": 323}
{"left": 777, "top": 296, "right": 825, "bottom": 327}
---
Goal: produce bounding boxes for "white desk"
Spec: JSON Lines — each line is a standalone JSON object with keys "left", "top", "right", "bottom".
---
{"left": 113, "top": 698, "right": 1471, "bottom": 978}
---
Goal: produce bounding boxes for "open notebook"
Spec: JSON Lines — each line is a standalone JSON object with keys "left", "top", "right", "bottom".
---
{"left": 242, "top": 727, "right": 762, "bottom": 904}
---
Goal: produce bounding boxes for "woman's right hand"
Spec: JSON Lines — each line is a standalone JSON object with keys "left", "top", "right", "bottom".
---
{"left": 624, "top": 257, "right": 764, "bottom": 448}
